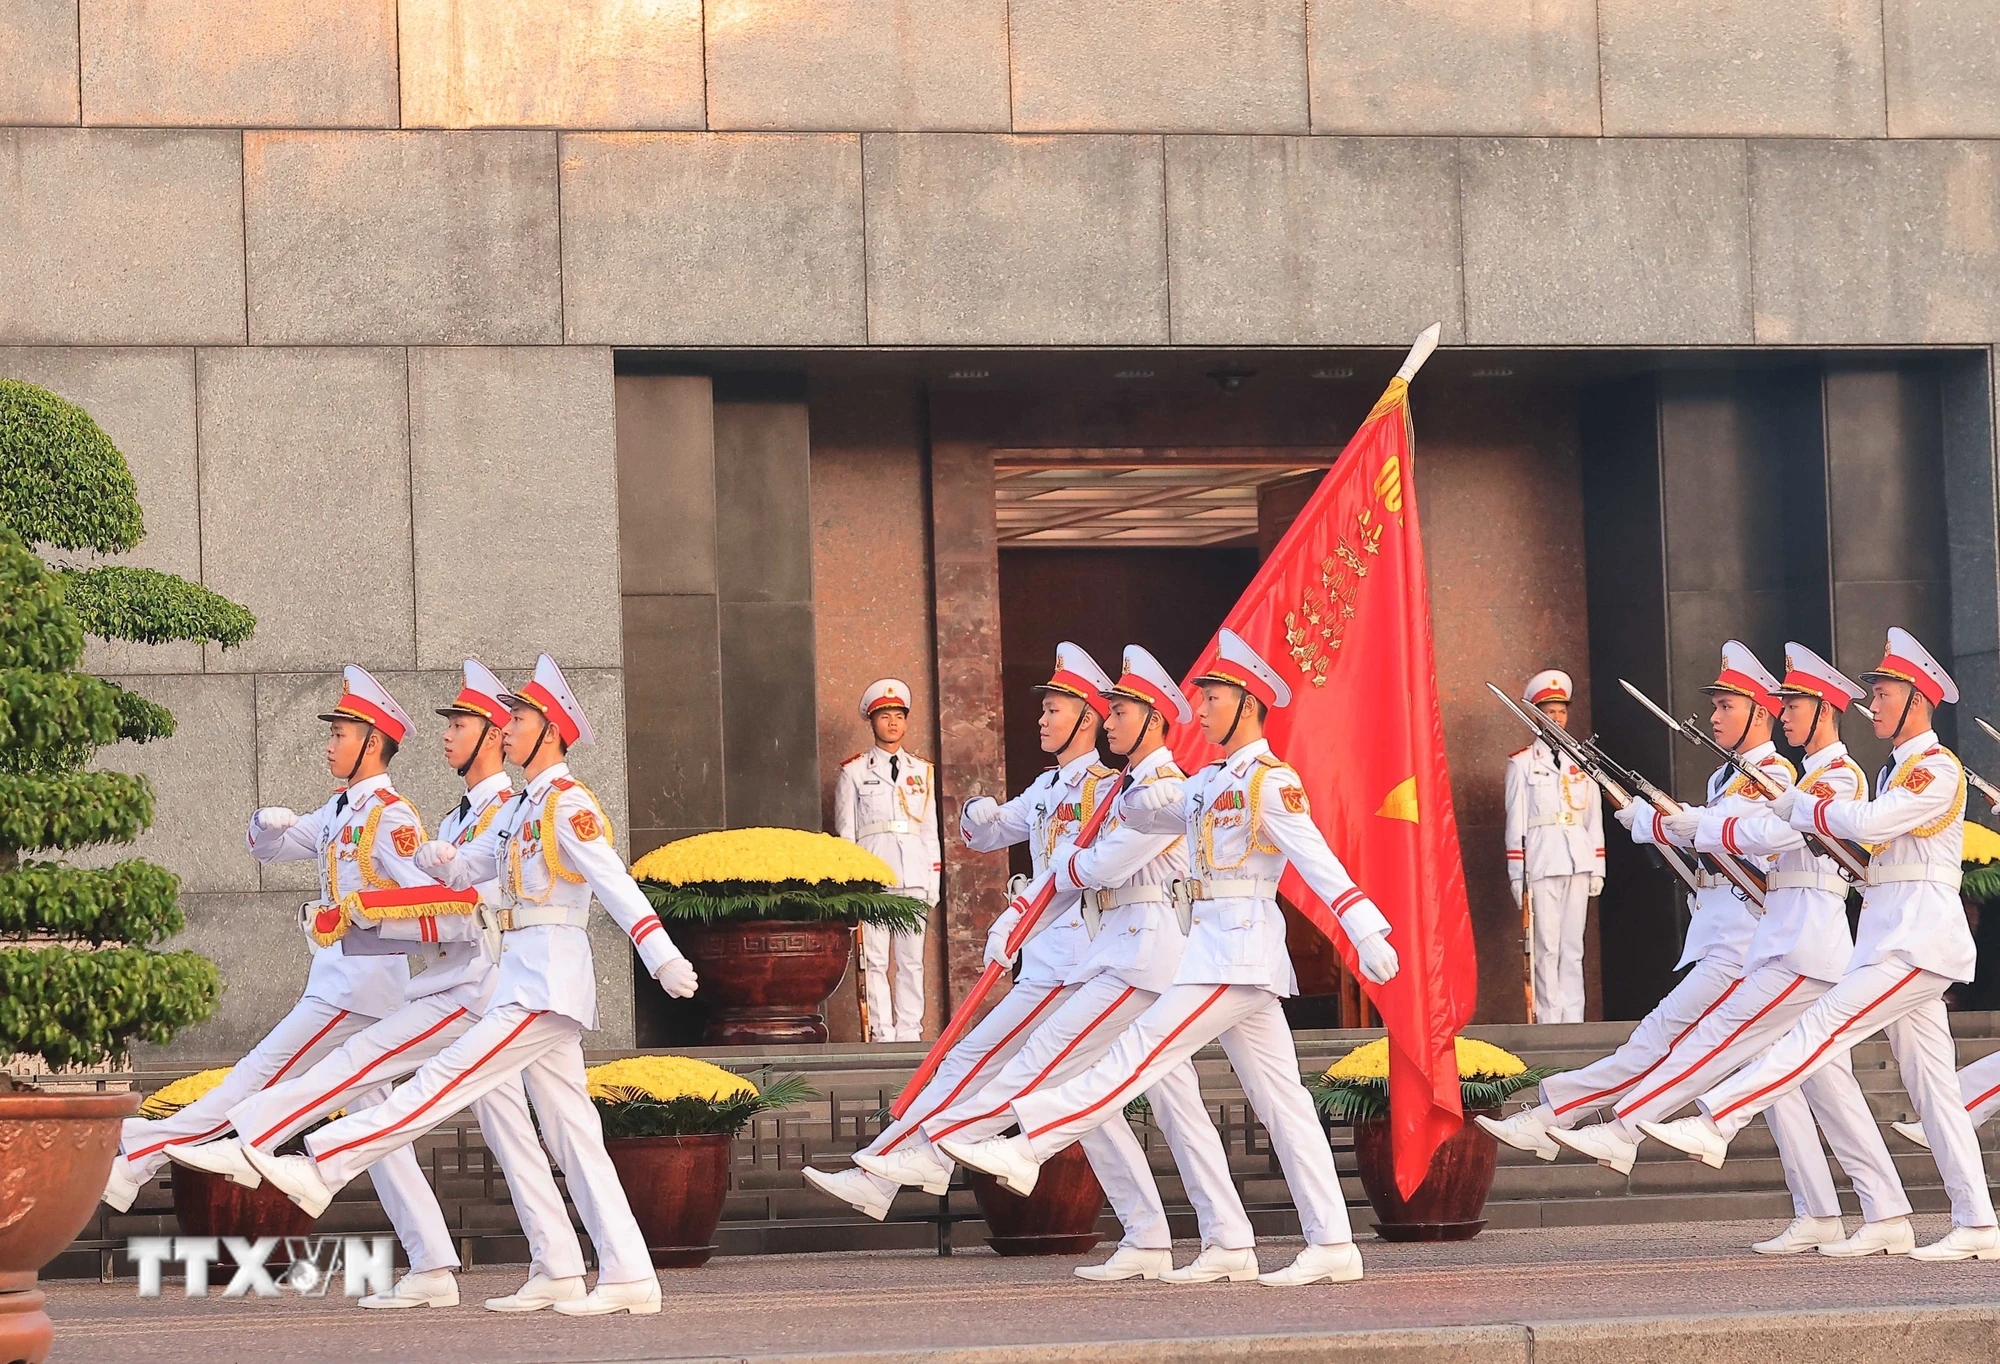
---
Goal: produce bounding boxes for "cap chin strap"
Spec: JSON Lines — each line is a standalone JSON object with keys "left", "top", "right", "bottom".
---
{"left": 343, "top": 726, "right": 375, "bottom": 786}
{"left": 1217, "top": 687, "right": 1251, "bottom": 749}
{"left": 1723, "top": 706, "right": 1755, "bottom": 754}
{"left": 1111, "top": 703, "right": 1156, "bottom": 760}
{"left": 454, "top": 717, "right": 493, "bottom": 779}
{"left": 519, "top": 712, "right": 554, "bottom": 772}
{"left": 1891, "top": 686, "right": 1920, "bottom": 747}
{"left": 1051, "top": 704, "right": 1091, "bottom": 765}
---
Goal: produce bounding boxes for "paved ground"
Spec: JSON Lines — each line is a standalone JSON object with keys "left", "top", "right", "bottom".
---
{"left": 41, "top": 1217, "right": 2000, "bottom": 1363}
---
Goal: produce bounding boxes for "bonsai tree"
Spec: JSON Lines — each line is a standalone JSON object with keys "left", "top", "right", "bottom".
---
{"left": 0, "top": 380, "right": 255, "bottom": 1079}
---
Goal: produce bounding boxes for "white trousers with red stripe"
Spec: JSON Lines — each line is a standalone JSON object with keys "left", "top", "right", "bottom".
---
{"left": 916, "top": 973, "right": 1255, "bottom": 1251}
{"left": 1604, "top": 964, "right": 1910, "bottom": 1222}
{"left": 226, "top": 986, "right": 587, "bottom": 1281}
{"left": 305, "top": 1005, "right": 654, "bottom": 1284}
{"left": 1955, "top": 1049, "right": 2000, "bottom": 1128}
{"left": 1011, "top": 983, "right": 1353, "bottom": 1248}
{"left": 1536, "top": 957, "right": 1741, "bottom": 1126}
{"left": 1698, "top": 962, "right": 1996, "bottom": 1228}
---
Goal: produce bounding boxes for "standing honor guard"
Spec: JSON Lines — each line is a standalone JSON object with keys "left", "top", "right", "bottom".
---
{"left": 1545, "top": 645, "right": 1912, "bottom": 1256}
{"left": 943, "top": 629, "right": 1401, "bottom": 1287}
{"left": 836, "top": 679, "right": 941, "bottom": 1042}
{"left": 863, "top": 646, "right": 1256, "bottom": 1282}
{"left": 798, "top": 644, "right": 1159, "bottom": 1233}
{"left": 1644, "top": 629, "right": 2000, "bottom": 1262}
{"left": 1504, "top": 669, "right": 1604, "bottom": 1023}
{"left": 171, "top": 662, "right": 584, "bottom": 1309}
{"left": 246, "top": 655, "right": 703, "bottom": 1314}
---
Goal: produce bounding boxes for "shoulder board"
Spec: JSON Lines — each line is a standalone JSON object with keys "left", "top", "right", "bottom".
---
{"left": 550, "top": 777, "right": 575, "bottom": 790}
{"left": 1924, "top": 746, "right": 1944, "bottom": 758}
{"left": 378, "top": 791, "right": 403, "bottom": 805}
{"left": 842, "top": 751, "right": 865, "bottom": 766}
{"left": 1510, "top": 745, "right": 1532, "bottom": 759}
{"left": 904, "top": 752, "right": 929, "bottom": 766}
{"left": 1252, "top": 753, "right": 1288, "bottom": 769}
{"left": 1088, "top": 763, "right": 1116, "bottom": 778}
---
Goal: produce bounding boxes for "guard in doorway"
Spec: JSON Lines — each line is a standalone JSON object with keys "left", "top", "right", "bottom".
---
{"left": 1503, "top": 669, "right": 1604, "bottom": 1023}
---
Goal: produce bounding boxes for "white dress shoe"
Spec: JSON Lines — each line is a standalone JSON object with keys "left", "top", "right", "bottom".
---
{"left": 1909, "top": 1225, "right": 2000, "bottom": 1262}
{"left": 241, "top": 1146, "right": 334, "bottom": 1218}
{"left": 484, "top": 1273, "right": 585, "bottom": 1312}
{"left": 1160, "top": 1245, "right": 1259, "bottom": 1284}
{"left": 101, "top": 1156, "right": 143, "bottom": 1213}
{"left": 853, "top": 1145, "right": 954, "bottom": 1195}
{"left": 1890, "top": 1119, "right": 1932, "bottom": 1150}
{"left": 550, "top": 1277, "right": 662, "bottom": 1316}
{"left": 802, "top": 1166, "right": 894, "bottom": 1221}
{"left": 1258, "top": 1241, "right": 1363, "bottom": 1286}
{"left": 1476, "top": 1108, "right": 1559, "bottom": 1161}
{"left": 167, "top": 1138, "right": 263, "bottom": 1189}
{"left": 1818, "top": 1217, "right": 1915, "bottom": 1258}
{"left": 1074, "top": 1246, "right": 1171, "bottom": 1282}
{"left": 1548, "top": 1122, "right": 1639, "bottom": 1175}
{"left": 935, "top": 1135, "right": 1040, "bottom": 1197}
{"left": 1753, "top": 1215, "right": 1844, "bottom": 1255}
{"left": 359, "top": 1268, "right": 458, "bottom": 1309}
{"left": 1637, "top": 1117, "right": 1728, "bottom": 1169}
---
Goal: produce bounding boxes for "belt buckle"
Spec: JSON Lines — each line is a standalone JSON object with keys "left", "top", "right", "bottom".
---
{"left": 886, "top": 819, "right": 910, "bottom": 834}
{"left": 1559, "top": 812, "right": 1574, "bottom": 825}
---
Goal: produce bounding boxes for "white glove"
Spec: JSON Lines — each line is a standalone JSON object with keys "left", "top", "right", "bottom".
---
{"left": 654, "top": 956, "right": 699, "bottom": 998}
{"left": 984, "top": 903, "right": 1023, "bottom": 968}
{"left": 1768, "top": 785, "right": 1801, "bottom": 819}
{"left": 413, "top": 840, "right": 457, "bottom": 874}
{"left": 1509, "top": 879, "right": 1523, "bottom": 909}
{"left": 1661, "top": 807, "right": 1703, "bottom": 841}
{"left": 962, "top": 797, "right": 1003, "bottom": 830}
{"left": 254, "top": 807, "right": 298, "bottom": 834}
{"left": 1612, "top": 803, "right": 1639, "bottom": 830}
{"left": 1589, "top": 874, "right": 1604, "bottom": 898}
{"left": 1353, "top": 930, "right": 1399, "bottom": 986}
{"left": 1125, "top": 778, "right": 1186, "bottom": 813}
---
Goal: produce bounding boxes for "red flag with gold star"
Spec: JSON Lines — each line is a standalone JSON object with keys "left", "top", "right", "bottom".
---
{"left": 1170, "top": 329, "right": 1476, "bottom": 1197}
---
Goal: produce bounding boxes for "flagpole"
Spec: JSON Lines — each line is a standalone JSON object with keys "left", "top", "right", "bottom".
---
{"left": 1396, "top": 323, "right": 1442, "bottom": 383}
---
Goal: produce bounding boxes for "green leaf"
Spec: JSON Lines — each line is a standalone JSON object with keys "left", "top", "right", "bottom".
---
{"left": 591, "top": 1071, "right": 820, "bottom": 1138}
{"left": 0, "top": 533, "right": 84, "bottom": 673}
{"left": 0, "top": 381, "right": 143, "bottom": 555}
{"left": 1305, "top": 1066, "right": 1563, "bottom": 1125}
{"left": 0, "top": 771, "right": 153, "bottom": 854}
{"left": 0, "top": 945, "right": 219, "bottom": 1070}
{"left": 640, "top": 878, "right": 928, "bottom": 930}
{"left": 59, "top": 566, "right": 256, "bottom": 649}
{"left": 0, "top": 860, "right": 183, "bottom": 944}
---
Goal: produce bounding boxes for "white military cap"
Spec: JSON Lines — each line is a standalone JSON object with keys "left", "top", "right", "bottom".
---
{"left": 860, "top": 678, "right": 913, "bottom": 719}
{"left": 1861, "top": 627, "right": 1958, "bottom": 706}
{"left": 1105, "top": 645, "right": 1193, "bottom": 726}
{"left": 318, "top": 665, "right": 412, "bottom": 744}
{"left": 502, "top": 653, "right": 596, "bottom": 746}
{"left": 1033, "top": 642, "right": 1113, "bottom": 718}
{"left": 1772, "top": 643, "right": 1865, "bottom": 711}
{"left": 1521, "top": 669, "right": 1573, "bottom": 707}
{"left": 1700, "top": 640, "right": 1782, "bottom": 716}
{"left": 1194, "top": 628, "right": 1292, "bottom": 709}
{"left": 438, "top": 658, "right": 509, "bottom": 723}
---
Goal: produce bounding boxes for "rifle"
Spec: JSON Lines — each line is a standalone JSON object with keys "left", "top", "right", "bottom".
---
{"left": 1488, "top": 684, "right": 1702, "bottom": 896}
{"left": 1620, "top": 678, "right": 1869, "bottom": 885}
{"left": 1518, "top": 827, "right": 1535, "bottom": 1023}
{"left": 1964, "top": 717, "right": 2000, "bottom": 809}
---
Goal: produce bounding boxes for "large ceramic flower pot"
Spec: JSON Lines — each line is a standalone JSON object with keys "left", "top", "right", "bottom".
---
{"left": 171, "top": 1163, "right": 315, "bottom": 1255}
{"left": 675, "top": 919, "right": 854, "bottom": 1045}
{"left": 603, "top": 1132, "right": 731, "bottom": 1268}
{"left": 0, "top": 1089, "right": 139, "bottom": 1364}
{"left": 962, "top": 1143, "right": 1105, "bottom": 1257}
{"left": 1351, "top": 1107, "right": 1499, "bottom": 1242}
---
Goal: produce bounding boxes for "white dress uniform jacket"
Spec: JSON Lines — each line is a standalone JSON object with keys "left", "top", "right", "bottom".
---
{"left": 1051, "top": 745, "right": 1191, "bottom": 995}
{"left": 1503, "top": 738, "right": 1605, "bottom": 887}
{"left": 835, "top": 747, "right": 941, "bottom": 903}
{"left": 961, "top": 753, "right": 1107, "bottom": 987}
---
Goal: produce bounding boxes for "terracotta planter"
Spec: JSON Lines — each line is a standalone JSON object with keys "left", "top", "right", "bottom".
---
{"left": 603, "top": 1132, "right": 731, "bottom": 1268}
{"left": 1350, "top": 1107, "right": 1499, "bottom": 1242}
{"left": 962, "top": 1143, "right": 1105, "bottom": 1257}
{"left": 0, "top": 1089, "right": 138, "bottom": 1364}
{"left": 675, "top": 919, "right": 854, "bottom": 1045}
{"left": 171, "top": 1163, "right": 315, "bottom": 1254}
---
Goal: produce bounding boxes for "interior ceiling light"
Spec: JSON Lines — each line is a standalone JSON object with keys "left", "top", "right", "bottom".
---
{"left": 1208, "top": 365, "right": 1256, "bottom": 394}
{"left": 1471, "top": 367, "right": 1514, "bottom": 378}
{"left": 1310, "top": 368, "right": 1354, "bottom": 380}
{"left": 1114, "top": 369, "right": 1156, "bottom": 379}
{"left": 946, "top": 369, "right": 991, "bottom": 381}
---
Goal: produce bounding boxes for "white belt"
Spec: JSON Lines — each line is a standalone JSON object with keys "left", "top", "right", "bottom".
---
{"left": 497, "top": 904, "right": 591, "bottom": 932}
{"left": 1526, "top": 812, "right": 1580, "bottom": 828}
{"left": 857, "top": 819, "right": 914, "bottom": 837}
{"left": 1082, "top": 884, "right": 1168, "bottom": 913}
{"left": 1865, "top": 863, "right": 1964, "bottom": 891}
{"left": 1692, "top": 870, "right": 1734, "bottom": 890}
{"left": 1187, "top": 877, "right": 1281, "bottom": 902}
{"left": 1765, "top": 870, "right": 1852, "bottom": 895}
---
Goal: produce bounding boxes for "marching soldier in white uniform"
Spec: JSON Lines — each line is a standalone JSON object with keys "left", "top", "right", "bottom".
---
{"left": 171, "top": 662, "right": 585, "bottom": 1309}
{"left": 1893, "top": 1048, "right": 2000, "bottom": 1149}
{"left": 1504, "top": 669, "right": 1604, "bottom": 1023}
{"left": 1644, "top": 628, "right": 2000, "bottom": 1262}
{"left": 859, "top": 647, "right": 1256, "bottom": 1282}
{"left": 798, "top": 645, "right": 1159, "bottom": 1234}
{"left": 247, "top": 655, "right": 704, "bottom": 1314}
{"left": 944, "top": 629, "right": 1402, "bottom": 1288}
{"left": 1545, "top": 645, "right": 1912, "bottom": 1256}
{"left": 835, "top": 679, "right": 940, "bottom": 1042}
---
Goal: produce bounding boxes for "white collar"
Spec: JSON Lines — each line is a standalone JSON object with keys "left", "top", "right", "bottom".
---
{"left": 1737, "top": 740, "right": 1777, "bottom": 764}
{"left": 1225, "top": 738, "right": 1272, "bottom": 775}
{"left": 464, "top": 771, "right": 511, "bottom": 808}
{"left": 524, "top": 761, "right": 572, "bottom": 799}
{"left": 343, "top": 772, "right": 393, "bottom": 807}
{"left": 1892, "top": 730, "right": 1938, "bottom": 763}
{"left": 1801, "top": 740, "right": 1848, "bottom": 769}
{"left": 872, "top": 745, "right": 905, "bottom": 763}
{"left": 1055, "top": 751, "right": 1100, "bottom": 786}
{"left": 1123, "top": 745, "right": 1177, "bottom": 781}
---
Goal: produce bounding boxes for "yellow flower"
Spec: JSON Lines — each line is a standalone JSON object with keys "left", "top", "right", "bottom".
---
{"left": 585, "top": 1056, "right": 757, "bottom": 1105}
{"left": 139, "top": 1067, "right": 232, "bottom": 1118}
{"left": 631, "top": 827, "right": 895, "bottom": 887}
{"left": 1965, "top": 821, "right": 2000, "bottom": 865}
{"left": 1323, "top": 1036, "right": 1527, "bottom": 1082}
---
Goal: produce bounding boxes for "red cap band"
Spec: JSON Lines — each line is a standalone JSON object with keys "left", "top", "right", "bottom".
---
{"left": 1777, "top": 671, "right": 1850, "bottom": 710}
{"left": 331, "top": 693, "right": 406, "bottom": 744}
{"left": 516, "top": 680, "right": 581, "bottom": 744}
{"left": 1876, "top": 653, "right": 1942, "bottom": 705}
{"left": 450, "top": 688, "right": 505, "bottom": 723}
{"left": 1198, "top": 667, "right": 1276, "bottom": 708}
{"left": 1528, "top": 685, "right": 1567, "bottom": 705}
{"left": 1041, "top": 669, "right": 1110, "bottom": 718}
{"left": 865, "top": 694, "right": 908, "bottom": 715}
{"left": 1109, "top": 673, "right": 1175, "bottom": 715}
{"left": 1712, "top": 668, "right": 1781, "bottom": 716}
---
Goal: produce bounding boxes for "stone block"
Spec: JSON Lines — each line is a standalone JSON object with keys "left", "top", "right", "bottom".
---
{"left": 863, "top": 134, "right": 1168, "bottom": 345}
{"left": 1885, "top": 0, "right": 2000, "bottom": 136}
{"left": 400, "top": 0, "right": 704, "bottom": 129}
{"left": 0, "top": 348, "right": 202, "bottom": 674}
{"left": 78, "top": 0, "right": 397, "bottom": 126}
{"left": 1307, "top": 0, "right": 1599, "bottom": 134}
{"left": 1165, "top": 135, "right": 1462, "bottom": 345}
{"left": 1750, "top": 140, "right": 2000, "bottom": 344}
{"left": 1460, "top": 138, "right": 1752, "bottom": 346}
{"left": 252, "top": 669, "right": 347, "bottom": 895}
{"left": 1008, "top": 0, "right": 1307, "bottom": 133}
{"left": 559, "top": 666, "right": 630, "bottom": 842}
{"left": 621, "top": 594, "right": 724, "bottom": 836}
{"left": 136, "top": 893, "right": 322, "bottom": 1062}
{"left": 244, "top": 131, "right": 561, "bottom": 345}
{"left": 0, "top": 129, "right": 244, "bottom": 345}
{"left": 715, "top": 401, "right": 813, "bottom": 605}
{"left": 195, "top": 347, "right": 414, "bottom": 674}
{"left": 616, "top": 374, "right": 718, "bottom": 597}
{"left": 704, "top": 0, "right": 1009, "bottom": 131}
{"left": 1, "top": 0, "right": 79, "bottom": 123}
{"left": 1598, "top": 0, "right": 1886, "bottom": 136}
{"left": 721, "top": 600, "right": 821, "bottom": 829}
{"left": 561, "top": 133, "right": 866, "bottom": 345}
{"left": 409, "top": 346, "right": 620, "bottom": 670}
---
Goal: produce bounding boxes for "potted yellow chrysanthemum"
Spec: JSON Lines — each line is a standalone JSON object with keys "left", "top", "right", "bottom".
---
{"left": 587, "top": 1057, "right": 814, "bottom": 1267}
{"left": 1310, "top": 1036, "right": 1557, "bottom": 1241}
{"left": 631, "top": 829, "right": 926, "bottom": 1044}
{"left": 139, "top": 1069, "right": 314, "bottom": 1247}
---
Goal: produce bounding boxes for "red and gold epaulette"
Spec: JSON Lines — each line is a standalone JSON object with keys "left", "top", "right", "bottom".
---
{"left": 1924, "top": 746, "right": 1942, "bottom": 757}
{"left": 843, "top": 751, "right": 865, "bottom": 765}
{"left": 378, "top": 791, "right": 404, "bottom": 805}
{"left": 551, "top": 777, "right": 577, "bottom": 791}
{"left": 1511, "top": 744, "right": 1532, "bottom": 759}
